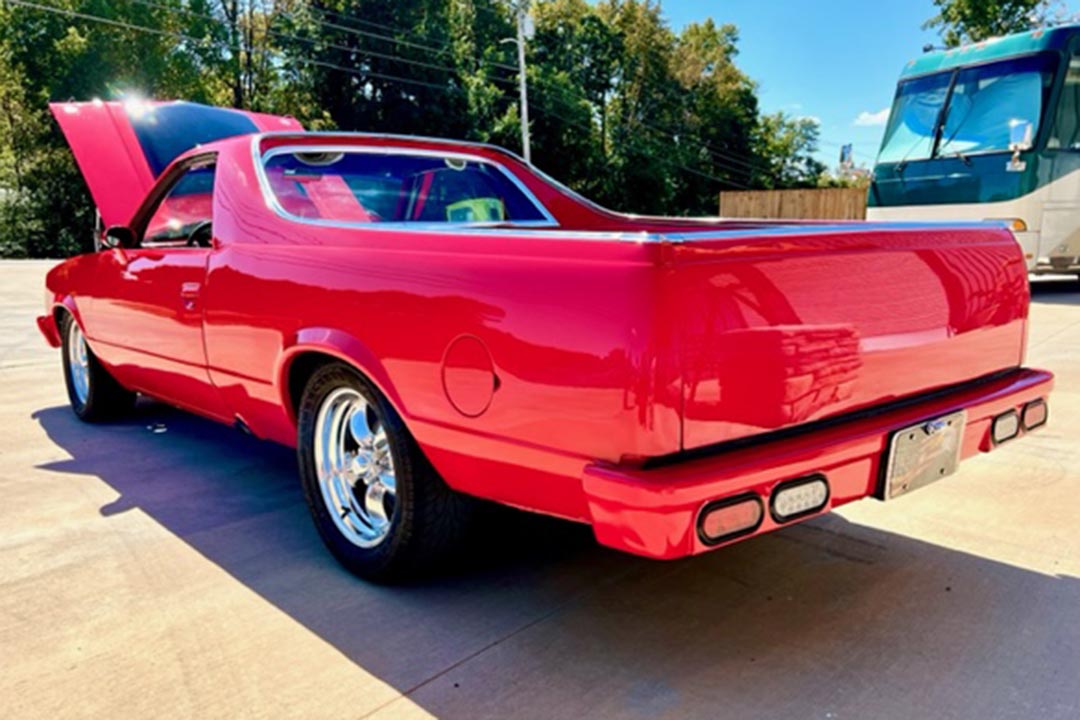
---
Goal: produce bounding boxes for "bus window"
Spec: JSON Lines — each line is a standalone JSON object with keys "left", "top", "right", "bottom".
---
{"left": 877, "top": 72, "right": 951, "bottom": 164}
{"left": 1049, "top": 52, "right": 1080, "bottom": 150}
{"left": 937, "top": 54, "right": 1056, "bottom": 157}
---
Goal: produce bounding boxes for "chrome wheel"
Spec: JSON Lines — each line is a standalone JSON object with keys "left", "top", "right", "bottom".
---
{"left": 67, "top": 320, "right": 90, "bottom": 406}
{"left": 314, "top": 387, "right": 397, "bottom": 548}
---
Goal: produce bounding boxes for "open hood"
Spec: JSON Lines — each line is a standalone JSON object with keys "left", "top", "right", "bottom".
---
{"left": 50, "top": 99, "right": 303, "bottom": 227}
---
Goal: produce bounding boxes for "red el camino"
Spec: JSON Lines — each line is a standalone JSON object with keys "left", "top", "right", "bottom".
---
{"left": 39, "top": 100, "right": 1053, "bottom": 581}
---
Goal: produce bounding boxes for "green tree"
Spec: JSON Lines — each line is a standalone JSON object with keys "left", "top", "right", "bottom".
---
{"left": 752, "top": 112, "right": 826, "bottom": 189}
{"left": 670, "top": 19, "right": 759, "bottom": 211}
{"left": 925, "top": 0, "right": 1054, "bottom": 47}
{"left": 0, "top": 0, "right": 834, "bottom": 256}
{"left": 0, "top": 0, "right": 312, "bottom": 257}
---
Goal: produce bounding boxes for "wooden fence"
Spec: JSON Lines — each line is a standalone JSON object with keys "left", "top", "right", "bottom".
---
{"left": 718, "top": 187, "right": 867, "bottom": 220}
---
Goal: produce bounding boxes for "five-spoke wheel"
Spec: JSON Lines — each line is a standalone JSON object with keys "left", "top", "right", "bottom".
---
{"left": 297, "top": 361, "right": 474, "bottom": 581}
{"left": 314, "top": 387, "right": 398, "bottom": 547}
{"left": 59, "top": 312, "right": 135, "bottom": 421}
{"left": 66, "top": 320, "right": 91, "bottom": 407}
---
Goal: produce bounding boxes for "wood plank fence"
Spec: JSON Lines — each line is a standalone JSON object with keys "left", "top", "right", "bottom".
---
{"left": 719, "top": 187, "right": 867, "bottom": 220}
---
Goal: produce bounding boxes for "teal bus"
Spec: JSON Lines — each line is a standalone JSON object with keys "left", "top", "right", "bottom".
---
{"left": 868, "top": 25, "right": 1080, "bottom": 276}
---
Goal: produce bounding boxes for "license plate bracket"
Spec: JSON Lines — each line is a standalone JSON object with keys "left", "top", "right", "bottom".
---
{"left": 882, "top": 410, "right": 966, "bottom": 500}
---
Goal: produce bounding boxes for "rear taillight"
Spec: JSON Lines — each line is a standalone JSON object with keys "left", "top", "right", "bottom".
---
{"left": 697, "top": 495, "right": 763, "bottom": 546}
{"left": 991, "top": 410, "right": 1020, "bottom": 445}
{"left": 1022, "top": 399, "right": 1048, "bottom": 431}
{"left": 771, "top": 474, "right": 829, "bottom": 523}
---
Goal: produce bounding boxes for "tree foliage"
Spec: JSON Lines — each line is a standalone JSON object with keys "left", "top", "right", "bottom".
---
{"left": 924, "top": 0, "right": 1054, "bottom": 47}
{"left": 0, "top": 0, "right": 828, "bottom": 257}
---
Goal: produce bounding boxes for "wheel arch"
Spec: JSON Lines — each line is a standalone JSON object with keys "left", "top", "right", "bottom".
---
{"left": 52, "top": 296, "right": 80, "bottom": 330}
{"left": 277, "top": 327, "right": 405, "bottom": 427}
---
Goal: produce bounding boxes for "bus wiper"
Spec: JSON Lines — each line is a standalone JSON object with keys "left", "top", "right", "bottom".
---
{"left": 951, "top": 150, "right": 972, "bottom": 166}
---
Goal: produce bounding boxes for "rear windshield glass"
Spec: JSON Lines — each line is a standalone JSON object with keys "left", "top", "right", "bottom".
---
{"left": 262, "top": 150, "right": 551, "bottom": 225}
{"left": 128, "top": 102, "right": 258, "bottom": 176}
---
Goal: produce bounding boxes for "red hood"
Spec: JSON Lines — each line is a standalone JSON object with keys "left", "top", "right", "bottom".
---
{"left": 50, "top": 100, "right": 302, "bottom": 227}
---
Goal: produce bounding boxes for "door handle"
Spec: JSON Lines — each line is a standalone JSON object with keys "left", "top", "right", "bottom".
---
{"left": 180, "top": 282, "right": 201, "bottom": 311}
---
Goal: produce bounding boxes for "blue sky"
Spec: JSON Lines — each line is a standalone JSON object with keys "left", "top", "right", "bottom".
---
{"left": 656, "top": 0, "right": 1074, "bottom": 167}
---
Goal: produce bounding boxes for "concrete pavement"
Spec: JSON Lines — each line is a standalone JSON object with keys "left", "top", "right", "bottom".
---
{"left": 2, "top": 259, "right": 1078, "bottom": 719}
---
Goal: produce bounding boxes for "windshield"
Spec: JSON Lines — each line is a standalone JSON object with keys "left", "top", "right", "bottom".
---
{"left": 877, "top": 53, "right": 1058, "bottom": 164}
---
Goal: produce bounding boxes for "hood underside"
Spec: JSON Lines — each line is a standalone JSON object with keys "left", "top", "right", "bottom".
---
{"left": 50, "top": 100, "right": 302, "bottom": 227}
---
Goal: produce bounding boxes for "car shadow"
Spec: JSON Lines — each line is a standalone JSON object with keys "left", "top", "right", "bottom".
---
{"left": 1030, "top": 276, "right": 1080, "bottom": 305}
{"left": 31, "top": 403, "right": 1080, "bottom": 719}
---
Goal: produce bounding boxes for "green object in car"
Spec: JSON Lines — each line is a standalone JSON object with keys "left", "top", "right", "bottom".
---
{"left": 446, "top": 197, "right": 505, "bottom": 222}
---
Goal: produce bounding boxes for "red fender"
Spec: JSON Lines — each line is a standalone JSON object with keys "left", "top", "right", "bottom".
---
{"left": 275, "top": 327, "right": 404, "bottom": 424}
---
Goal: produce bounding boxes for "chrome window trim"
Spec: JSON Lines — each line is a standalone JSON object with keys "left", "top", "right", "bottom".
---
{"left": 247, "top": 134, "right": 1004, "bottom": 244}
{"left": 255, "top": 141, "right": 559, "bottom": 229}
{"left": 659, "top": 219, "right": 1010, "bottom": 242}
{"left": 254, "top": 131, "right": 647, "bottom": 222}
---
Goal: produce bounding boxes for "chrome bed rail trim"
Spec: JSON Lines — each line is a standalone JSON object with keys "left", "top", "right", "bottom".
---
{"left": 248, "top": 135, "right": 1003, "bottom": 244}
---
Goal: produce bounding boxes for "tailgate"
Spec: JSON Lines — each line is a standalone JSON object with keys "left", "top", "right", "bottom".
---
{"left": 665, "top": 223, "right": 1029, "bottom": 450}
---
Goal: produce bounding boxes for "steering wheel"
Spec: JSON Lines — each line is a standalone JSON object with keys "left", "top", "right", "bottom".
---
{"left": 186, "top": 220, "right": 214, "bottom": 248}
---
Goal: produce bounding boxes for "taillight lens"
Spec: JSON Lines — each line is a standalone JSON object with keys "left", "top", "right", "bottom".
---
{"left": 771, "top": 475, "right": 830, "bottom": 523}
{"left": 697, "top": 495, "right": 763, "bottom": 546}
{"left": 991, "top": 410, "right": 1020, "bottom": 445}
{"left": 1022, "top": 399, "right": 1048, "bottom": 430}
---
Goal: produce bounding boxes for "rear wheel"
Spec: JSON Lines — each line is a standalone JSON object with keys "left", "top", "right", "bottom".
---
{"left": 296, "top": 362, "right": 473, "bottom": 581}
{"left": 59, "top": 312, "right": 136, "bottom": 421}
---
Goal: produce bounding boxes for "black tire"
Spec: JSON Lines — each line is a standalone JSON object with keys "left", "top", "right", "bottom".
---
{"left": 59, "top": 312, "right": 136, "bottom": 422}
{"left": 296, "top": 362, "right": 474, "bottom": 582}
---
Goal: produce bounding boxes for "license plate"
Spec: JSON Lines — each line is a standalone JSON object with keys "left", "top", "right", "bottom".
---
{"left": 883, "top": 410, "right": 966, "bottom": 500}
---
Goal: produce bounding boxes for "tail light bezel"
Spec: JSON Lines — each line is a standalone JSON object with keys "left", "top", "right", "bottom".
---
{"left": 991, "top": 409, "right": 1021, "bottom": 445}
{"left": 1022, "top": 398, "right": 1048, "bottom": 431}
{"left": 770, "top": 473, "right": 831, "bottom": 524}
{"left": 696, "top": 494, "right": 764, "bottom": 547}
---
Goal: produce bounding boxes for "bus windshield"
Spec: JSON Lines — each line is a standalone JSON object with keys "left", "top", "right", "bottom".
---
{"left": 877, "top": 53, "right": 1058, "bottom": 164}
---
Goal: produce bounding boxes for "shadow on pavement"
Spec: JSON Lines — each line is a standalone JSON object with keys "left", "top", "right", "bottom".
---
{"left": 32, "top": 403, "right": 1080, "bottom": 719}
{"left": 1030, "top": 276, "right": 1080, "bottom": 305}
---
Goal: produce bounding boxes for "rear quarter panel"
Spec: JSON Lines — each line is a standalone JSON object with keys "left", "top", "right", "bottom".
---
{"left": 203, "top": 223, "right": 680, "bottom": 520}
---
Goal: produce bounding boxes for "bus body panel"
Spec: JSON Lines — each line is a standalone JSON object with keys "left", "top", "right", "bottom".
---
{"left": 869, "top": 24, "right": 1080, "bottom": 274}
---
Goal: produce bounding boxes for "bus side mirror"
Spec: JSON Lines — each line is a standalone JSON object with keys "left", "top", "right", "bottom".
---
{"left": 1009, "top": 120, "right": 1033, "bottom": 152}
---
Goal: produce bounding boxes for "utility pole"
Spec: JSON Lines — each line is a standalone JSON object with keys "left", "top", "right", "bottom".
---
{"left": 504, "top": 1, "right": 533, "bottom": 164}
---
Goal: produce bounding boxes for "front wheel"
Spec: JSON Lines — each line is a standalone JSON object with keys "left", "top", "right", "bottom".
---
{"left": 59, "top": 312, "right": 136, "bottom": 421}
{"left": 296, "top": 362, "right": 473, "bottom": 581}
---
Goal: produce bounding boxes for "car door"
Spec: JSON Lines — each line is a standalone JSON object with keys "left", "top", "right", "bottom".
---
{"left": 49, "top": 100, "right": 304, "bottom": 419}
{"left": 90, "top": 155, "right": 231, "bottom": 420}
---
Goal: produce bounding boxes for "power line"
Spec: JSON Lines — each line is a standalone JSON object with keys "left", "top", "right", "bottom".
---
{"left": 312, "top": 4, "right": 510, "bottom": 64}
{"left": 6, "top": 0, "right": 749, "bottom": 187}
{"left": 2, "top": 0, "right": 456, "bottom": 91}
{"left": 529, "top": 100, "right": 750, "bottom": 189}
{"left": 126, "top": 0, "right": 473, "bottom": 78}
{"left": 130, "top": 0, "right": 780, "bottom": 179}
{"left": 125, "top": 0, "right": 774, "bottom": 180}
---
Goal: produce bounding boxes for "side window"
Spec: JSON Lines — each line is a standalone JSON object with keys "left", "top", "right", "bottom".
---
{"left": 141, "top": 162, "right": 216, "bottom": 247}
{"left": 262, "top": 150, "right": 552, "bottom": 225}
{"left": 1049, "top": 51, "right": 1080, "bottom": 150}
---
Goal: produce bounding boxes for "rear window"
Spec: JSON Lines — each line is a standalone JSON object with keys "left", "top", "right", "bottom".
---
{"left": 262, "top": 149, "right": 552, "bottom": 226}
{"left": 128, "top": 102, "right": 258, "bottom": 176}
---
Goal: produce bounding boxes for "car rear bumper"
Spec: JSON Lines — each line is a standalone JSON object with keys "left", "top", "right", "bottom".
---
{"left": 37, "top": 314, "right": 61, "bottom": 348}
{"left": 582, "top": 367, "right": 1053, "bottom": 559}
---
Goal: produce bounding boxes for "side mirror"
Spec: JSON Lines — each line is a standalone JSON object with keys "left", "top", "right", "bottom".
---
{"left": 1009, "top": 119, "right": 1034, "bottom": 152}
{"left": 101, "top": 225, "right": 135, "bottom": 249}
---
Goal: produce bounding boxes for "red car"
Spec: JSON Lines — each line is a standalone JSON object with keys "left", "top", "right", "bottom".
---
{"left": 39, "top": 100, "right": 1053, "bottom": 581}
